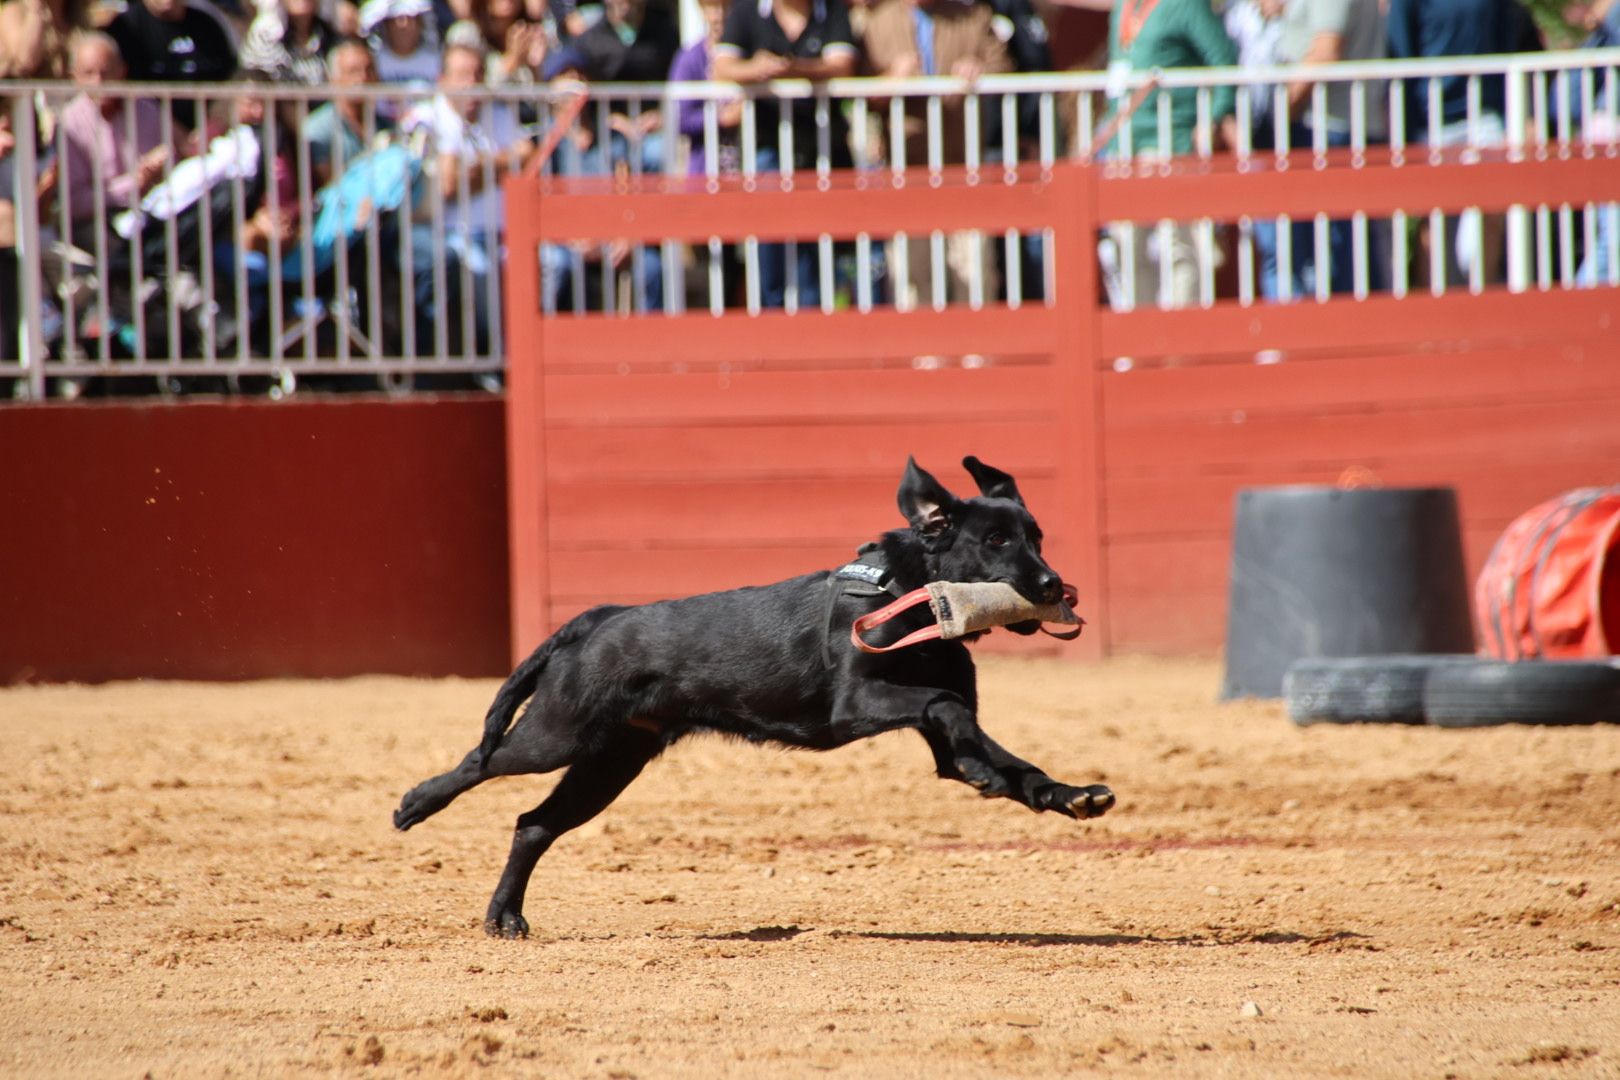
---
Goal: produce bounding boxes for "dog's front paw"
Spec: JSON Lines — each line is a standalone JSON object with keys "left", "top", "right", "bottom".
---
{"left": 1039, "top": 783, "right": 1115, "bottom": 819}
{"left": 483, "top": 910, "right": 530, "bottom": 939}
{"left": 959, "top": 758, "right": 1012, "bottom": 798}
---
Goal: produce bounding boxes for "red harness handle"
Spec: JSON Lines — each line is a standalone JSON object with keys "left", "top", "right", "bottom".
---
{"left": 850, "top": 588, "right": 942, "bottom": 654}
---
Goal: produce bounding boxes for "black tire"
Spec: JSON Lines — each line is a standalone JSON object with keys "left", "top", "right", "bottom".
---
{"left": 1424, "top": 660, "right": 1620, "bottom": 728}
{"left": 1284, "top": 655, "right": 1477, "bottom": 726}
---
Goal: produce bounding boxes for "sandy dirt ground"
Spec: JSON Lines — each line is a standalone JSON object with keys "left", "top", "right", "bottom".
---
{"left": 2, "top": 656, "right": 1618, "bottom": 1079}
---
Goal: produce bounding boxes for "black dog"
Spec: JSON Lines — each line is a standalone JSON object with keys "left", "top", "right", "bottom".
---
{"left": 395, "top": 456, "right": 1116, "bottom": 937}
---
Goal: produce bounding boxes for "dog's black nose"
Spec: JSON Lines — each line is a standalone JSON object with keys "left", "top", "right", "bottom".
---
{"left": 1038, "top": 572, "right": 1063, "bottom": 603}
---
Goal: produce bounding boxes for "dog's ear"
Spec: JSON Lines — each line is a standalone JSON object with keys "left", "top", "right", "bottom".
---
{"left": 898, "top": 457, "right": 957, "bottom": 537}
{"left": 962, "top": 456, "right": 1025, "bottom": 506}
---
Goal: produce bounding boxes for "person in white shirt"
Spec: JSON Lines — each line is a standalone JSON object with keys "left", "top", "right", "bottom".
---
{"left": 401, "top": 41, "right": 536, "bottom": 354}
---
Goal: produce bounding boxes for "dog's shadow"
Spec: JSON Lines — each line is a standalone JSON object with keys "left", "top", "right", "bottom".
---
{"left": 699, "top": 926, "right": 1371, "bottom": 948}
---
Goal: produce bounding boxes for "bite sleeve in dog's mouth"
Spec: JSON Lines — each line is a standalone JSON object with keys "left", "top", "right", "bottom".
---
{"left": 851, "top": 581, "right": 1084, "bottom": 653}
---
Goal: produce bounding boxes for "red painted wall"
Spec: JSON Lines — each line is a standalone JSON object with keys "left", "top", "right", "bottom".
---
{"left": 0, "top": 397, "right": 510, "bottom": 683}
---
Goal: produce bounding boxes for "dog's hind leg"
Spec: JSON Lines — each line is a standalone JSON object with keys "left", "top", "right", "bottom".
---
{"left": 394, "top": 698, "right": 605, "bottom": 832}
{"left": 485, "top": 729, "right": 661, "bottom": 939}
{"left": 394, "top": 748, "right": 489, "bottom": 832}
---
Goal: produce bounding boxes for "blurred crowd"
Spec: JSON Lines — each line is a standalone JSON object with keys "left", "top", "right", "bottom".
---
{"left": 1, "top": 0, "right": 1614, "bottom": 390}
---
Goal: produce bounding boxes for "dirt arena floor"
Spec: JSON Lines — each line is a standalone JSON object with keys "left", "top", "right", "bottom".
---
{"left": 2, "top": 657, "right": 1618, "bottom": 1079}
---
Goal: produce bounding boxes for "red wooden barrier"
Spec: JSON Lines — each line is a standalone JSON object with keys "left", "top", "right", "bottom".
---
{"left": 0, "top": 398, "right": 511, "bottom": 682}
{"left": 503, "top": 157, "right": 1620, "bottom": 662}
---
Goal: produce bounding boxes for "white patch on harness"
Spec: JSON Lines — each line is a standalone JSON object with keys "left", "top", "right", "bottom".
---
{"left": 836, "top": 563, "right": 887, "bottom": 586}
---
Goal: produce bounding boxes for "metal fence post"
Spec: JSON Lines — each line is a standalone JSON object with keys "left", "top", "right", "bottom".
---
{"left": 13, "top": 95, "right": 47, "bottom": 400}
{"left": 1505, "top": 62, "right": 1531, "bottom": 293}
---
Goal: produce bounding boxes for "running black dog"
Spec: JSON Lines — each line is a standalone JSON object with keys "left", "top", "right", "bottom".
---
{"left": 394, "top": 456, "right": 1116, "bottom": 937}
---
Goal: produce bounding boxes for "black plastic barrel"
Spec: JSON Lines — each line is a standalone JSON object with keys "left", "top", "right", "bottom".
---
{"left": 1220, "top": 486, "right": 1475, "bottom": 700}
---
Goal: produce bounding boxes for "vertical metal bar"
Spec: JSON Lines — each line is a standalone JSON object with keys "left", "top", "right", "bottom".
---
{"left": 1000, "top": 91, "right": 1016, "bottom": 175}
{"left": 1505, "top": 63, "right": 1532, "bottom": 292}
{"left": 1237, "top": 217, "right": 1255, "bottom": 306}
{"left": 1005, "top": 228, "right": 1021, "bottom": 310}
{"left": 197, "top": 94, "right": 216, "bottom": 364}
{"left": 126, "top": 98, "right": 147, "bottom": 364}
{"left": 927, "top": 94, "right": 942, "bottom": 175}
{"left": 485, "top": 130, "right": 503, "bottom": 358}
{"left": 1040, "top": 92, "right": 1055, "bottom": 167}
{"left": 292, "top": 97, "right": 320, "bottom": 367}
{"left": 14, "top": 95, "right": 47, "bottom": 397}
{"left": 856, "top": 231, "right": 873, "bottom": 314}
{"left": 362, "top": 98, "right": 382, "bottom": 361}
{"left": 230, "top": 98, "right": 249, "bottom": 368}
{"left": 930, "top": 230, "right": 945, "bottom": 310}
{"left": 428, "top": 135, "right": 449, "bottom": 359}
{"left": 161, "top": 96, "right": 182, "bottom": 364}
{"left": 1428, "top": 208, "right": 1445, "bottom": 295}
{"left": 965, "top": 91, "right": 981, "bottom": 176}
{"left": 1074, "top": 91, "right": 1090, "bottom": 161}
{"left": 264, "top": 106, "right": 284, "bottom": 363}
{"left": 780, "top": 105, "right": 796, "bottom": 313}
{"left": 1536, "top": 204, "right": 1552, "bottom": 290}
{"left": 852, "top": 95, "right": 870, "bottom": 171}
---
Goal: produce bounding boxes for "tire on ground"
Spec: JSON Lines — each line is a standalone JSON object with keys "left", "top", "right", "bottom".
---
{"left": 1283, "top": 655, "right": 1476, "bottom": 726}
{"left": 1423, "top": 659, "right": 1620, "bottom": 728}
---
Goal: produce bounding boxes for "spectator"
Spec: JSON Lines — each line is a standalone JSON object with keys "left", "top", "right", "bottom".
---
{"left": 1387, "top": 0, "right": 1541, "bottom": 286}
{"left": 540, "top": 46, "right": 665, "bottom": 312}
{"left": 207, "top": 77, "right": 302, "bottom": 345}
{"left": 360, "top": 0, "right": 440, "bottom": 92}
{"left": 107, "top": 0, "right": 238, "bottom": 128}
{"left": 984, "top": 0, "right": 1055, "bottom": 152}
{"left": 984, "top": 0, "right": 1056, "bottom": 302}
{"left": 471, "top": 0, "right": 553, "bottom": 82}
{"left": 670, "top": 0, "right": 741, "bottom": 177}
{"left": 1099, "top": 0, "right": 1238, "bottom": 310}
{"left": 0, "top": 0, "right": 94, "bottom": 79}
{"left": 572, "top": 0, "right": 679, "bottom": 171}
{"left": 863, "top": 0, "right": 1011, "bottom": 307}
{"left": 712, "top": 0, "right": 859, "bottom": 308}
{"left": 58, "top": 32, "right": 172, "bottom": 242}
{"left": 239, "top": 0, "right": 339, "bottom": 83}
{"left": 303, "top": 35, "right": 390, "bottom": 185}
{"left": 1570, "top": 0, "right": 1620, "bottom": 286}
{"left": 1272, "top": 0, "right": 1389, "bottom": 297}
{"left": 402, "top": 40, "right": 536, "bottom": 349}
{"left": 1223, "top": 0, "right": 1284, "bottom": 145}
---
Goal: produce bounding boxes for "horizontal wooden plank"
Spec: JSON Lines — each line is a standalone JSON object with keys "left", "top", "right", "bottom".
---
{"left": 1103, "top": 346, "right": 1620, "bottom": 425}
{"left": 523, "top": 165, "right": 1080, "bottom": 243}
{"left": 1100, "top": 288, "right": 1619, "bottom": 362}
{"left": 544, "top": 423, "right": 1057, "bottom": 482}
{"left": 1097, "top": 154, "right": 1620, "bottom": 223}
{"left": 548, "top": 543, "right": 858, "bottom": 603}
{"left": 545, "top": 477, "right": 1064, "bottom": 546}
{"left": 1103, "top": 394, "right": 1620, "bottom": 477}
{"left": 1103, "top": 460, "right": 1620, "bottom": 542}
{"left": 540, "top": 364, "right": 1062, "bottom": 426}
{"left": 530, "top": 307, "right": 1066, "bottom": 368}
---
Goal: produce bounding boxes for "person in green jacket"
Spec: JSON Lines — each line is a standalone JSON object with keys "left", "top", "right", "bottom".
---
{"left": 1101, "top": 0, "right": 1238, "bottom": 311}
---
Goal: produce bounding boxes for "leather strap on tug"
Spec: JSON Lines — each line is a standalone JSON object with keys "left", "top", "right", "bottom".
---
{"left": 852, "top": 581, "right": 1084, "bottom": 654}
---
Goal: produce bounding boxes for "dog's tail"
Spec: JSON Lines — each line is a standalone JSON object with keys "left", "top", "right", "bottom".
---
{"left": 477, "top": 605, "right": 624, "bottom": 770}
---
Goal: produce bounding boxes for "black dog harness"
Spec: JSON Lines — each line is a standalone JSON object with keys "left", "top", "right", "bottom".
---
{"left": 821, "top": 544, "right": 905, "bottom": 667}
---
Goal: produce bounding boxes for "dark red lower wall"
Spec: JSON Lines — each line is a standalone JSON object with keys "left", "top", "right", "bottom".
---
{"left": 0, "top": 396, "right": 510, "bottom": 683}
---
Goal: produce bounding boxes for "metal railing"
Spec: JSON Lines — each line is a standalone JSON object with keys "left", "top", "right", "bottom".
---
{"left": 5, "top": 47, "right": 1619, "bottom": 398}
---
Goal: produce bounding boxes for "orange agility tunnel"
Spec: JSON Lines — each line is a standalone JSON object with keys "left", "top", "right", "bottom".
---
{"left": 1476, "top": 486, "right": 1620, "bottom": 661}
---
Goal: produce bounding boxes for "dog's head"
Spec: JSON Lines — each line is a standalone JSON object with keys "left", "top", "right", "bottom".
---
{"left": 896, "top": 456, "right": 1065, "bottom": 614}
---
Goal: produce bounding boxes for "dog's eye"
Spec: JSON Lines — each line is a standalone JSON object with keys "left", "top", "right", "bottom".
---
{"left": 985, "top": 531, "right": 1010, "bottom": 548}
